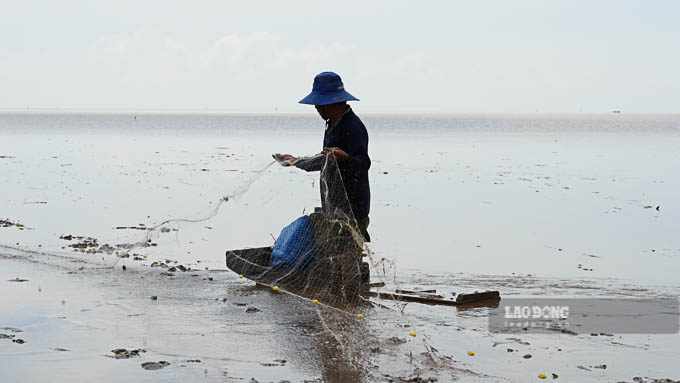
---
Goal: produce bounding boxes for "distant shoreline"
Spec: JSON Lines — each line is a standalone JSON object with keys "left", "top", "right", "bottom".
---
{"left": 1, "top": 108, "right": 680, "bottom": 119}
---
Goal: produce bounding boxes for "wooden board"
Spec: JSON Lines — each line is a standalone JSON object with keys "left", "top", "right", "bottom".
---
{"left": 363, "top": 290, "right": 500, "bottom": 307}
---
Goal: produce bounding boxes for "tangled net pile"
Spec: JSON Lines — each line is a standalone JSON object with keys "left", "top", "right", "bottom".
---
{"left": 227, "top": 154, "right": 373, "bottom": 305}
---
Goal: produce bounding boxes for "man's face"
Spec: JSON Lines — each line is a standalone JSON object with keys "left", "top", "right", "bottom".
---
{"left": 315, "top": 105, "right": 328, "bottom": 120}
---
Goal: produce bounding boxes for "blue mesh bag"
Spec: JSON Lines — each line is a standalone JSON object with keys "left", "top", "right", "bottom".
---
{"left": 270, "top": 215, "right": 314, "bottom": 268}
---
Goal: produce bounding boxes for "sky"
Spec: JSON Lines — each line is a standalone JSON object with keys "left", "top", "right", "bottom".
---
{"left": 1, "top": 0, "right": 679, "bottom": 113}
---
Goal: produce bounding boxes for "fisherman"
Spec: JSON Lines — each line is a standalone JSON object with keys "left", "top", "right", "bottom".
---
{"left": 274, "top": 72, "right": 371, "bottom": 241}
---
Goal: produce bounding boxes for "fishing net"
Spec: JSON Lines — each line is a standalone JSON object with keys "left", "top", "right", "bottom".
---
{"left": 217, "top": 153, "right": 447, "bottom": 375}
{"left": 226, "top": 153, "right": 370, "bottom": 307}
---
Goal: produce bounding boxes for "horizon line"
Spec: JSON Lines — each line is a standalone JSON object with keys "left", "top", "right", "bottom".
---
{"left": 1, "top": 107, "right": 678, "bottom": 116}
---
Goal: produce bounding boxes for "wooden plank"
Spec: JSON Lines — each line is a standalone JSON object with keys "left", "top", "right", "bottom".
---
{"left": 363, "top": 290, "right": 501, "bottom": 307}
{"left": 363, "top": 291, "right": 458, "bottom": 306}
{"left": 456, "top": 291, "right": 500, "bottom": 303}
{"left": 364, "top": 282, "right": 386, "bottom": 288}
{"left": 395, "top": 289, "right": 438, "bottom": 295}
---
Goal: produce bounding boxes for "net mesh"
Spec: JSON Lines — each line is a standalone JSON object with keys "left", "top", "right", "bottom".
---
{"left": 227, "top": 153, "right": 369, "bottom": 308}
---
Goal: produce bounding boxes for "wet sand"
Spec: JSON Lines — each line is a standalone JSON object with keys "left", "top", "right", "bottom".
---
{"left": 3, "top": 247, "right": 679, "bottom": 382}
{"left": 2, "top": 112, "right": 680, "bottom": 382}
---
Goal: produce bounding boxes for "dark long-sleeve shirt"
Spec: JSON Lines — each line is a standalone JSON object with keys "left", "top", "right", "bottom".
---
{"left": 295, "top": 107, "right": 371, "bottom": 219}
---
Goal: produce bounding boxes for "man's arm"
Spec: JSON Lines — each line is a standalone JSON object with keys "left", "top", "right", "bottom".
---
{"left": 273, "top": 153, "right": 325, "bottom": 172}
{"left": 293, "top": 154, "right": 326, "bottom": 172}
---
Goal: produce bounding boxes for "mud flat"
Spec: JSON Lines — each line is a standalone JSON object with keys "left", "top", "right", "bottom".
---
{"left": 1, "top": 112, "right": 680, "bottom": 382}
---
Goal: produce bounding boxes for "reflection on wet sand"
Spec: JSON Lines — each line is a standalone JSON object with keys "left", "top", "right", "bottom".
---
{"left": 266, "top": 294, "right": 369, "bottom": 382}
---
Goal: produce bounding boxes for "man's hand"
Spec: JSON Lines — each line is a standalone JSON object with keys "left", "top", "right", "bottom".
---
{"left": 272, "top": 153, "right": 297, "bottom": 166}
{"left": 322, "top": 147, "right": 349, "bottom": 162}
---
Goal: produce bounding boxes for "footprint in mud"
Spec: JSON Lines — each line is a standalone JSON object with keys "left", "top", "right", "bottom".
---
{"left": 141, "top": 361, "right": 170, "bottom": 370}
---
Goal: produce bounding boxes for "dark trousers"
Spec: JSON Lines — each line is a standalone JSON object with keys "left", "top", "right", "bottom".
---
{"left": 356, "top": 216, "right": 370, "bottom": 242}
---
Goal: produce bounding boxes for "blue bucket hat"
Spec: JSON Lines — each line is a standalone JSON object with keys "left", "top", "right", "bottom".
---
{"left": 299, "top": 72, "right": 359, "bottom": 106}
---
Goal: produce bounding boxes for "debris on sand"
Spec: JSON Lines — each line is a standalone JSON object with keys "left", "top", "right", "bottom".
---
{"left": 382, "top": 373, "right": 438, "bottom": 382}
{"left": 260, "top": 359, "right": 287, "bottom": 367}
{"left": 0, "top": 333, "right": 25, "bottom": 344}
{"left": 60, "top": 235, "right": 158, "bottom": 254}
{"left": 506, "top": 337, "right": 530, "bottom": 346}
{"left": 67, "top": 236, "right": 99, "bottom": 250}
{"left": 8, "top": 278, "right": 29, "bottom": 282}
{"left": 246, "top": 307, "right": 261, "bottom": 313}
{"left": 115, "top": 226, "right": 150, "bottom": 231}
{"left": 1, "top": 219, "right": 25, "bottom": 229}
{"left": 110, "top": 348, "right": 146, "bottom": 359}
{"left": 141, "top": 361, "right": 170, "bottom": 370}
{"left": 53, "top": 348, "right": 70, "bottom": 352}
{"left": 99, "top": 244, "right": 116, "bottom": 253}
{"left": 385, "top": 336, "right": 407, "bottom": 345}
{"left": 1, "top": 327, "right": 23, "bottom": 333}
{"left": 546, "top": 327, "right": 577, "bottom": 335}
{"left": 117, "top": 239, "right": 158, "bottom": 248}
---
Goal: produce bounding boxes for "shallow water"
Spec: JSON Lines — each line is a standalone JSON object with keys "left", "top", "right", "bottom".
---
{"left": 1, "top": 112, "right": 679, "bottom": 382}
